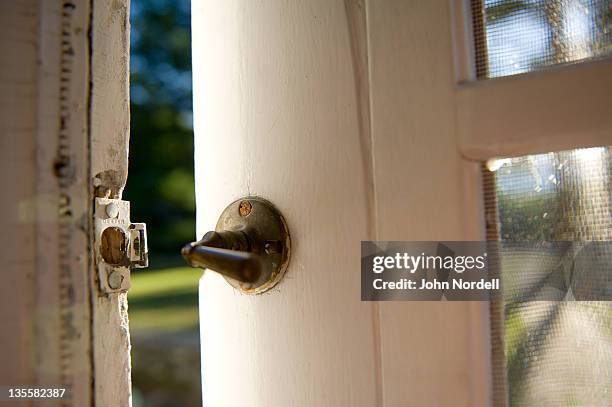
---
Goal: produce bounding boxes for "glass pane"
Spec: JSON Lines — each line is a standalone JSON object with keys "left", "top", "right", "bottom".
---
{"left": 484, "top": 147, "right": 612, "bottom": 406}
{"left": 472, "top": 0, "right": 612, "bottom": 78}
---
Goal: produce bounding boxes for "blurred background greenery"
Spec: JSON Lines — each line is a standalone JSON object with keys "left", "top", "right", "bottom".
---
{"left": 126, "top": 1, "right": 201, "bottom": 406}
{"left": 126, "top": 0, "right": 194, "bottom": 261}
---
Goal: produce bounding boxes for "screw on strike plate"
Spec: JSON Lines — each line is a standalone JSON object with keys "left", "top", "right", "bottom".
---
{"left": 106, "top": 202, "right": 119, "bottom": 218}
{"left": 108, "top": 271, "right": 124, "bottom": 290}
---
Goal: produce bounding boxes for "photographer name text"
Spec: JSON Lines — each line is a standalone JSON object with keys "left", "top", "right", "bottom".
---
{"left": 372, "top": 277, "right": 499, "bottom": 290}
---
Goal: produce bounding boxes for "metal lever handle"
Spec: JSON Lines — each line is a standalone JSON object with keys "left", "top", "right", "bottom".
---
{"left": 181, "top": 231, "right": 262, "bottom": 283}
{"left": 181, "top": 197, "right": 291, "bottom": 294}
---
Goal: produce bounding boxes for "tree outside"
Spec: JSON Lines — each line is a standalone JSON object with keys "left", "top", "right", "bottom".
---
{"left": 127, "top": 1, "right": 201, "bottom": 406}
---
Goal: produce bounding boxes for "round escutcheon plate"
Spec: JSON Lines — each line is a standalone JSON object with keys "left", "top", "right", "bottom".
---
{"left": 215, "top": 197, "right": 291, "bottom": 294}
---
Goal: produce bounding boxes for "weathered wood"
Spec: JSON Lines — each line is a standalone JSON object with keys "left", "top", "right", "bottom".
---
{"left": 90, "top": 0, "right": 132, "bottom": 405}
{"left": 0, "top": 1, "right": 39, "bottom": 393}
{"left": 40, "top": 1, "right": 92, "bottom": 405}
{"left": 0, "top": 1, "right": 92, "bottom": 405}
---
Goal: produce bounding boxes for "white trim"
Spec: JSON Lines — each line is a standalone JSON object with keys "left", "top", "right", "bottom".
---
{"left": 450, "top": 0, "right": 478, "bottom": 82}
{"left": 457, "top": 49, "right": 612, "bottom": 161}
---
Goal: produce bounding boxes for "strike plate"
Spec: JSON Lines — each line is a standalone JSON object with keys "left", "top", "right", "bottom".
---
{"left": 94, "top": 197, "right": 148, "bottom": 294}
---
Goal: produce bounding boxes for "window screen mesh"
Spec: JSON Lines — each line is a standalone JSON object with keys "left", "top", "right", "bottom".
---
{"left": 472, "top": 0, "right": 612, "bottom": 78}
{"left": 484, "top": 147, "right": 612, "bottom": 407}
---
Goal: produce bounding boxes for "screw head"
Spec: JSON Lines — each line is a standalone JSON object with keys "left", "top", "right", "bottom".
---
{"left": 264, "top": 241, "right": 281, "bottom": 255}
{"left": 239, "top": 200, "right": 252, "bottom": 217}
{"left": 108, "top": 271, "right": 124, "bottom": 289}
{"left": 106, "top": 203, "right": 119, "bottom": 218}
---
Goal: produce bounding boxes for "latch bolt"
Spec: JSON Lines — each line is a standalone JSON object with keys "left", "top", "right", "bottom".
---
{"left": 94, "top": 197, "right": 148, "bottom": 294}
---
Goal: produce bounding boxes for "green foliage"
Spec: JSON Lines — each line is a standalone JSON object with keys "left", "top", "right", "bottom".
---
{"left": 128, "top": 266, "right": 201, "bottom": 333}
{"left": 126, "top": 0, "right": 194, "bottom": 263}
{"left": 504, "top": 309, "right": 527, "bottom": 368}
{"left": 497, "top": 191, "right": 560, "bottom": 241}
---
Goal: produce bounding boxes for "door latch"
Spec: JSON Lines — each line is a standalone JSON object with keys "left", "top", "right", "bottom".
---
{"left": 181, "top": 197, "right": 291, "bottom": 294}
{"left": 94, "top": 197, "right": 148, "bottom": 294}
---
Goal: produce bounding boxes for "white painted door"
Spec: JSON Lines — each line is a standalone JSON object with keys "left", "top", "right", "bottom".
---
{"left": 191, "top": 1, "right": 490, "bottom": 406}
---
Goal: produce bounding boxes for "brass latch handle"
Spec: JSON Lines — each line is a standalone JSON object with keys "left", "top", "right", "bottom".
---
{"left": 181, "top": 197, "right": 291, "bottom": 294}
{"left": 181, "top": 231, "right": 262, "bottom": 283}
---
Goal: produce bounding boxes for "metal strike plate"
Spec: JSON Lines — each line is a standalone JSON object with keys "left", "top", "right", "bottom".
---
{"left": 94, "top": 197, "right": 148, "bottom": 294}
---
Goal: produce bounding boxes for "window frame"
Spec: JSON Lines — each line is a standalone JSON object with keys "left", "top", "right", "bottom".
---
{"left": 451, "top": 2, "right": 612, "bottom": 406}
{"left": 452, "top": 0, "right": 612, "bottom": 161}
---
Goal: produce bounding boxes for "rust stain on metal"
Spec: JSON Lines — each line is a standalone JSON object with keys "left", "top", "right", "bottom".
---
{"left": 239, "top": 200, "right": 252, "bottom": 217}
